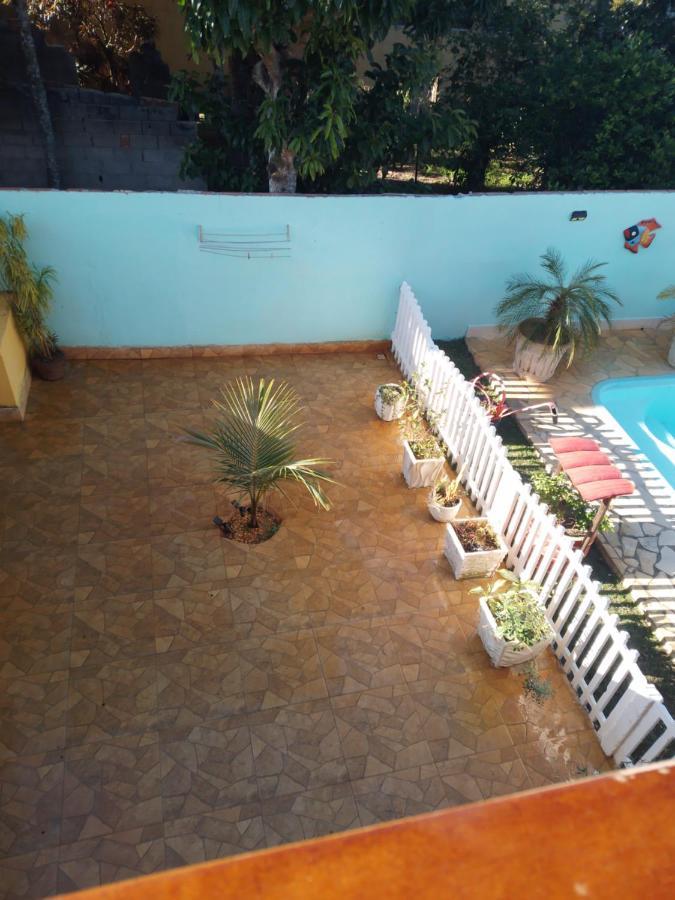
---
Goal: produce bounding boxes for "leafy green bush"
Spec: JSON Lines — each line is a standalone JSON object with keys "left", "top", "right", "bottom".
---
{"left": 531, "top": 471, "right": 612, "bottom": 534}
{"left": 472, "top": 570, "right": 552, "bottom": 647}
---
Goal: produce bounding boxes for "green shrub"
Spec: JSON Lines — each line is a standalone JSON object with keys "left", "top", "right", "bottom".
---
{"left": 471, "top": 570, "right": 552, "bottom": 647}
{"left": 531, "top": 471, "right": 611, "bottom": 533}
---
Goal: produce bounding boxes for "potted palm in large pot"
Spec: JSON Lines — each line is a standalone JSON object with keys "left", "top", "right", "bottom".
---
{"left": 185, "top": 377, "right": 336, "bottom": 543}
{"left": 496, "top": 248, "right": 622, "bottom": 383}
{"left": 470, "top": 570, "right": 552, "bottom": 667}
{"left": 0, "top": 214, "right": 64, "bottom": 381}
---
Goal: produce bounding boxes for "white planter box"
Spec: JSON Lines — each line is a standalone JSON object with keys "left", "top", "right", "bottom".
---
{"left": 428, "top": 495, "right": 461, "bottom": 522}
{"left": 513, "top": 331, "right": 569, "bottom": 383}
{"left": 374, "top": 384, "right": 406, "bottom": 421}
{"left": 402, "top": 440, "right": 445, "bottom": 488}
{"left": 444, "top": 517, "right": 507, "bottom": 580}
{"left": 477, "top": 596, "right": 551, "bottom": 667}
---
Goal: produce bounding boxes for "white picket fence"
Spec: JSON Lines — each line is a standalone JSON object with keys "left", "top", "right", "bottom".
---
{"left": 392, "top": 282, "right": 675, "bottom": 765}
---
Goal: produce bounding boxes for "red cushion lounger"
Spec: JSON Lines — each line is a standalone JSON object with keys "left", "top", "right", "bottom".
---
{"left": 576, "top": 478, "right": 635, "bottom": 504}
{"left": 556, "top": 451, "right": 611, "bottom": 471}
{"left": 549, "top": 437, "right": 600, "bottom": 454}
{"left": 567, "top": 465, "right": 624, "bottom": 486}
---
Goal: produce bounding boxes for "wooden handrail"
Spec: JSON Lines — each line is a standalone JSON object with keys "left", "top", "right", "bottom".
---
{"left": 57, "top": 763, "right": 675, "bottom": 900}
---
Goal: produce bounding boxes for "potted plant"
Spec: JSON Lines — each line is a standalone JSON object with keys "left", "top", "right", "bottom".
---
{"left": 0, "top": 214, "right": 64, "bottom": 381}
{"left": 495, "top": 248, "right": 622, "bottom": 382}
{"left": 402, "top": 435, "right": 446, "bottom": 489}
{"left": 470, "top": 570, "right": 552, "bottom": 667}
{"left": 397, "top": 371, "right": 446, "bottom": 488}
{"left": 185, "top": 377, "right": 335, "bottom": 543}
{"left": 374, "top": 382, "right": 406, "bottom": 421}
{"left": 444, "top": 517, "right": 506, "bottom": 580}
{"left": 657, "top": 285, "right": 675, "bottom": 367}
{"left": 428, "top": 466, "right": 465, "bottom": 522}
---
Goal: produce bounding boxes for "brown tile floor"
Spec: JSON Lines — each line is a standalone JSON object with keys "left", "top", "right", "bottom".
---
{"left": 0, "top": 352, "right": 610, "bottom": 899}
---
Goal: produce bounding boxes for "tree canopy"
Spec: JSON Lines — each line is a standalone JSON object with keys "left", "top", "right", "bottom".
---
{"left": 174, "top": 0, "right": 675, "bottom": 193}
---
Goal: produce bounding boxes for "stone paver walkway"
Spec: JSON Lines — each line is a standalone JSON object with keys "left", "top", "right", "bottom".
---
{"left": 468, "top": 327, "right": 675, "bottom": 656}
{"left": 0, "top": 352, "right": 609, "bottom": 899}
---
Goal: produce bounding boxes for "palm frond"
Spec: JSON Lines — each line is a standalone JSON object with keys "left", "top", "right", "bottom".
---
{"left": 184, "top": 378, "right": 336, "bottom": 522}
{"left": 495, "top": 247, "right": 622, "bottom": 363}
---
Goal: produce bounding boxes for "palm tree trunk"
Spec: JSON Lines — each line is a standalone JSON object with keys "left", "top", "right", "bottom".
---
{"left": 248, "top": 495, "right": 258, "bottom": 529}
{"left": 13, "top": 0, "right": 60, "bottom": 188}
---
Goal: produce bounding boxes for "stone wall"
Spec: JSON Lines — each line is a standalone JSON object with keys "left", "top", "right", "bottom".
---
{"left": 0, "top": 85, "right": 204, "bottom": 192}
{"left": 0, "top": 7, "right": 204, "bottom": 192}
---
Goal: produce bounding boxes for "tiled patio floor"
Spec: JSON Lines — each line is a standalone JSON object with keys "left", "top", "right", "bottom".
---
{"left": 0, "top": 352, "right": 609, "bottom": 899}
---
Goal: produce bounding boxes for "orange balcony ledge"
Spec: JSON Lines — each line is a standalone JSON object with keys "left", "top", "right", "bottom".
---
{"left": 57, "top": 762, "right": 675, "bottom": 900}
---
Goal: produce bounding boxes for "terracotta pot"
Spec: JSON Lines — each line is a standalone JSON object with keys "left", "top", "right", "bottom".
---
{"left": 31, "top": 349, "right": 66, "bottom": 381}
{"left": 513, "top": 320, "right": 569, "bottom": 383}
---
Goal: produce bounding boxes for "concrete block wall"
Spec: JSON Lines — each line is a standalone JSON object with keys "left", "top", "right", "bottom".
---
{"left": 0, "top": 85, "right": 204, "bottom": 192}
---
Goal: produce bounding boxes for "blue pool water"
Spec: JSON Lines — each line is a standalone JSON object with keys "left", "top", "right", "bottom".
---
{"left": 593, "top": 375, "right": 675, "bottom": 489}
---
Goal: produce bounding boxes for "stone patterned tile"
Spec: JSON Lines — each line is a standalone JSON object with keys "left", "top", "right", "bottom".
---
{"left": 229, "top": 575, "right": 317, "bottom": 637}
{"left": 62, "top": 734, "right": 162, "bottom": 843}
{"left": 70, "top": 592, "right": 156, "bottom": 668}
{"left": 239, "top": 630, "right": 328, "bottom": 711}
{"left": 78, "top": 486, "right": 151, "bottom": 543}
{"left": 409, "top": 673, "right": 512, "bottom": 762}
{"left": 515, "top": 730, "right": 611, "bottom": 788}
{"left": 81, "top": 416, "right": 147, "bottom": 456}
{"left": 81, "top": 449, "right": 148, "bottom": 488}
{"left": 0, "top": 457, "right": 82, "bottom": 499}
{"left": 76, "top": 539, "right": 154, "bottom": 599}
{"left": 153, "top": 584, "right": 235, "bottom": 653}
{"left": 147, "top": 437, "right": 213, "bottom": 488}
{"left": 0, "top": 752, "right": 64, "bottom": 856}
{"left": 0, "top": 606, "right": 72, "bottom": 679}
{"left": 56, "top": 824, "right": 165, "bottom": 893}
{"left": 0, "top": 492, "right": 80, "bottom": 549}
{"left": 0, "top": 674, "right": 68, "bottom": 761}
{"left": 156, "top": 644, "right": 245, "bottom": 729}
{"left": 452, "top": 748, "right": 532, "bottom": 798}
{"left": 142, "top": 374, "right": 201, "bottom": 415}
{"left": 0, "top": 847, "right": 60, "bottom": 900}
{"left": 314, "top": 618, "right": 406, "bottom": 696}
{"left": 249, "top": 700, "right": 347, "bottom": 800}
{"left": 0, "top": 549, "right": 76, "bottom": 601}
{"left": 332, "top": 686, "right": 433, "bottom": 780}
{"left": 66, "top": 659, "right": 158, "bottom": 747}
{"left": 309, "top": 562, "right": 397, "bottom": 626}
{"left": 351, "top": 764, "right": 449, "bottom": 826}
{"left": 164, "top": 803, "right": 265, "bottom": 867}
{"left": 0, "top": 419, "right": 82, "bottom": 466}
{"left": 151, "top": 530, "right": 228, "bottom": 590}
{"left": 148, "top": 484, "right": 217, "bottom": 536}
{"left": 263, "top": 783, "right": 360, "bottom": 846}
{"left": 387, "top": 612, "right": 489, "bottom": 684}
{"left": 433, "top": 758, "right": 484, "bottom": 806}
{"left": 160, "top": 721, "right": 256, "bottom": 819}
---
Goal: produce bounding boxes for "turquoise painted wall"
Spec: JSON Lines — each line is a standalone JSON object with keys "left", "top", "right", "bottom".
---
{"left": 0, "top": 190, "right": 672, "bottom": 346}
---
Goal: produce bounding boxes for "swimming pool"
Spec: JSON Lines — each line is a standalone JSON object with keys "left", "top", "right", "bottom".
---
{"left": 592, "top": 375, "right": 675, "bottom": 490}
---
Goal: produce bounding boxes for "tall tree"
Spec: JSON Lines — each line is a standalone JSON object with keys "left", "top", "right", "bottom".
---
{"left": 10, "top": 0, "right": 60, "bottom": 187}
{"left": 177, "top": 0, "right": 413, "bottom": 192}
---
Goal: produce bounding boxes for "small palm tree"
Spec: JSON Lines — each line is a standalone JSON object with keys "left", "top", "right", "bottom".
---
{"left": 185, "top": 377, "right": 335, "bottom": 529}
{"left": 496, "top": 248, "right": 622, "bottom": 363}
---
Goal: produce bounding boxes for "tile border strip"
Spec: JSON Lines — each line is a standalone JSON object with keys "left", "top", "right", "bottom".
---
{"left": 63, "top": 340, "right": 391, "bottom": 360}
